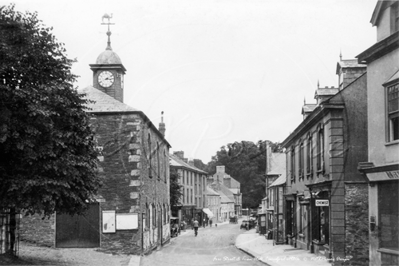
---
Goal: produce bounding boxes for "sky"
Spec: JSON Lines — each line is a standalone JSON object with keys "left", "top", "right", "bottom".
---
{"left": 7, "top": 0, "right": 377, "bottom": 163}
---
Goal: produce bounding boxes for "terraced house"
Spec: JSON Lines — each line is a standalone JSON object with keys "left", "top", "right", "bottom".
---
{"left": 169, "top": 151, "right": 209, "bottom": 227}
{"left": 281, "top": 57, "right": 369, "bottom": 265}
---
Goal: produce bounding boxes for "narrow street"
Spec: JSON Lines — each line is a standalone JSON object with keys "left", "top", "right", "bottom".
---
{"left": 140, "top": 222, "right": 265, "bottom": 266}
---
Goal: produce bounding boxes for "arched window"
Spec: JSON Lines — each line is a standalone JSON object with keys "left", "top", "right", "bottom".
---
{"left": 157, "top": 142, "right": 160, "bottom": 180}
{"left": 148, "top": 134, "right": 152, "bottom": 178}
{"left": 299, "top": 141, "right": 304, "bottom": 180}
{"left": 164, "top": 149, "right": 167, "bottom": 183}
{"left": 147, "top": 204, "right": 151, "bottom": 229}
{"left": 290, "top": 146, "right": 296, "bottom": 183}
{"left": 317, "top": 124, "right": 325, "bottom": 173}
{"left": 152, "top": 204, "right": 156, "bottom": 227}
{"left": 307, "top": 133, "right": 313, "bottom": 178}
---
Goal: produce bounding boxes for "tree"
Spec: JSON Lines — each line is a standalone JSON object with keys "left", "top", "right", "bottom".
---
{"left": 0, "top": 4, "right": 101, "bottom": 254}
{"left": 169, "top": 167, "right": 183, "bottom": 207}
{"left": 206, "top": 140, "right": 282, "bottom": 208}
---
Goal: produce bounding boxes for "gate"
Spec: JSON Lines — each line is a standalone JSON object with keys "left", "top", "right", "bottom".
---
{"left": 56, "top": 203, "right": 100, "bottom": 248}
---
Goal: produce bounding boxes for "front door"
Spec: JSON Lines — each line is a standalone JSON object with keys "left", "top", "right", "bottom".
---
{"left": 55, "top": 203, "right": 100, "bottom": 248}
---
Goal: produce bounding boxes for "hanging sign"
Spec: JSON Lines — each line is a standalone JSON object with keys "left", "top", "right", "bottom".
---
{"left": 316, "top": 200, "right": 329, "bottom": 206}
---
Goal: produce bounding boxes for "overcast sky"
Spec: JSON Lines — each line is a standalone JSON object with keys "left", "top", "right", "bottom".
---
{"left": 8, "top": 0, "right": 377, "bottom": 163}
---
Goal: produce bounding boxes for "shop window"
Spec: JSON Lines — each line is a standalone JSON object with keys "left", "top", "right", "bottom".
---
{"left": 378, "top": 181, "right": 399, "bottom": 250}
{"left": 387, "top": 82, "right": 399, "bottom": 142}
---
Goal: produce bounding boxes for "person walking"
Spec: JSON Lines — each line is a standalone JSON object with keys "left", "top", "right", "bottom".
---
{"left": 209, "top": 219, "right": 213, "bottom": 227}
{"left": 193, "top": 219, "right": 199, "bottom": 236}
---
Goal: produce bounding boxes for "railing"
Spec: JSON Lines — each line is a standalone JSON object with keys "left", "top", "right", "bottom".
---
{"left": 0, "top": 210, "right": 20, "bottom": 256}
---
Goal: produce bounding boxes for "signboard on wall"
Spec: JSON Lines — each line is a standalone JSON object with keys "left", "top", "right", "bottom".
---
{"left": 102, "top": 210, "right": 116, "bottom": 233}
{"left": 316, "top": 200, "right": 329, "bottom": 206}
{"left": 116, "top": 213, "right": 138, "bottom": 230}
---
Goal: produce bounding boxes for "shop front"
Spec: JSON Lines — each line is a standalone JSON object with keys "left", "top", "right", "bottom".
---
{"left": 360, "top": 166, "right": 399, "bottom": 266}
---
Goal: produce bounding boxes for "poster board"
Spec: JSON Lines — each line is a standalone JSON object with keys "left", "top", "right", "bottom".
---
{"left": 102, "top": 210, "right": 116, "bottom": 233}
{"left": 116, "top": 213, "right": 138, "bottom": 230}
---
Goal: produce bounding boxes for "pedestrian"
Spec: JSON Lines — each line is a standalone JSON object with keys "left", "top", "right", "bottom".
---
{"left": 209, "top": 219, "right": 212, "bottom": 227}
{"left": 203, "top": 218, "right": 206, "bottom": 228}
{"left": 193, "top": 219, "right": 199, "bottom": 236}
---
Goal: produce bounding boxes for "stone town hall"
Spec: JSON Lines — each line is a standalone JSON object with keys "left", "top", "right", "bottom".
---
{"left": 20, "top": 16, "right": 172, "bottom": 255}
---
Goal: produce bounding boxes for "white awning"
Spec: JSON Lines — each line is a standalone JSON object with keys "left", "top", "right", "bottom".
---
{"left": 202, "top": 208, "right": 214, "bottom": 218}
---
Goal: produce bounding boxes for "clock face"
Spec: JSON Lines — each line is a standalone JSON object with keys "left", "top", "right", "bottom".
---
{"left": 98, "top": 71, "right": 114, "bottom": 88}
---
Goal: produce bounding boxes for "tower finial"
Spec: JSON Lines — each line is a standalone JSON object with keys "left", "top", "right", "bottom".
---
{"left": 101, "top": 13, "right": 114, "bottom": 50}
{"left": 339, "top": 50, "right": 342, "bottom": 61}
{"left": 317, "top": 80, "right": 320, "bottom": 88}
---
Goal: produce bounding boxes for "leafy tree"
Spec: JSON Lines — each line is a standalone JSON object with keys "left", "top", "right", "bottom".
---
{"left": 169, "top": 167, "right": 183, "bottom": 207}
{"left": 206, "top": 140, "right": 281, "bottom": 208}
{"left": 0, "top": 4, "right": 101, "bottom": 254}
{"left": 193, "top": 159, "right": 207, "bottom": 171}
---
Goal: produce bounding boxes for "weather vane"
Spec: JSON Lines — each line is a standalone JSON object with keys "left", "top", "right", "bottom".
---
{"left": 101, "top": 13, "right": 114, "bottom": 50}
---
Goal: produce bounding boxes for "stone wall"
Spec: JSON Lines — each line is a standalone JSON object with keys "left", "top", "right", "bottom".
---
{"left": 344, "top": 183, "right": 369, "bottom": 266}
{"left": 19, "top": 214, "right": 55, "bottom": 247}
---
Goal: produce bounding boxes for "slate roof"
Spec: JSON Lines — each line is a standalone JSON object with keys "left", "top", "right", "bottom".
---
{"left": 302, "top": 104, "right": 317, "bottom": 114}
{"left": 267, "top": 152, "right": 286, "bottom": 176}
{"left": 315, "top": 86, "right": 339, "bottom": 96}
{"left": 169, "top": 154, "right": 208, "bottom": 175}
{"left": 78, "top": 86, "right": 138, "bottom": 113}
{"left": 78, "top": 86, "right": 171, "bottom": 147}
{"left": 384, "top": 69, "right": 399, "bottom": 85}
{"left": 218, "top": 190, "right": 234, "bottom": 203}
{"left": 206, "top": 186, "right": 220, "bottom": 196}
{"left": 229, "top": 188, "right": 240, "bottom": 194}
{"left": 268, "top": 174, "right": 286, "bottom": 188}
{"left": 336, "top": 59, "right": 366, "bottom": 74}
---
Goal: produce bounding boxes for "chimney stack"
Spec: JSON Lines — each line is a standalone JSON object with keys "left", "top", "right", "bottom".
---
{"left": 173, "top": 151, "right": 184, "bottom": 160}
{"left": 159, "top": 111, "right": 166, "bottom": 136}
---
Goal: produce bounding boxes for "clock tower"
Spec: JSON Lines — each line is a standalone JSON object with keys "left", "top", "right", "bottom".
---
{"left": 90, "top": 14, "right": 126, "bottom": 103}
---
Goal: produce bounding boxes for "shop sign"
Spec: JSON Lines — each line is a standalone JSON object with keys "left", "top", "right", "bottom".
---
{"left": 316, "top": 199, "right": 329, "bottom": 206}
{"left": 366, "top": 170, "right": 399, "bottom": 182}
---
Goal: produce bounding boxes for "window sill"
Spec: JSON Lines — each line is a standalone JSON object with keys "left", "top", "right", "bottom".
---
{"left": 378, "top": 248, "right": 399, "bottom": 256}
{"left": 385, "top": 140, "right": 399, "bottom": 147}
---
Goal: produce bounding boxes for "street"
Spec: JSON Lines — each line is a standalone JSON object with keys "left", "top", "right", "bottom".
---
{"left": 140, "top": 222, "right": 265, "bottom": 266}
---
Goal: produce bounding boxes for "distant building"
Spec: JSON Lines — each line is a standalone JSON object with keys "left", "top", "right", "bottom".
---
{"left": 357, "top": 1, "right": 399, "bottom": 265}
{"left": 206, "top": 186, "right": 220, "bottom": 224}
{"left": 169, "top": 151, "right": 208, "bottom": 227}
{"left": 209, "top": 166, "right": 237, "bottom": 222}
{"left": 259, "top": 152, "right": 286, "bottom": 242}
{"left": 209, "top": 166, "right": 242, "bottom": 217}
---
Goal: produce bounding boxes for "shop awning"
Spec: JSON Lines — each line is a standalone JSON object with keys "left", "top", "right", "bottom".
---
{"left": 202, "top": 208, "right": 214, "bottom": 218}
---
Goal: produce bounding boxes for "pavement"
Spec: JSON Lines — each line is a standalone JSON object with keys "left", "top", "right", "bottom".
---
{"left": 3, "top": 219, "right": 332, "bottom": 266}
{"left": 235, "top": 229, "right": 332, "bottom": 266}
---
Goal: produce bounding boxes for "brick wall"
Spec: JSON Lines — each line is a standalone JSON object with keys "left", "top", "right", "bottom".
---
{"left": 344, "top": 183, "right": 369, "bottom": 266}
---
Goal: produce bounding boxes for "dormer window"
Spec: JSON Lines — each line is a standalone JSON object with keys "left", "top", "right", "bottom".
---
{"left": 386, "top": 81, "right": 399, "bottom": 142}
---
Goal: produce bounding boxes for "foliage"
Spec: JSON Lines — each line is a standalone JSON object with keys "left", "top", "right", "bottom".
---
{"left": 206, "top": 140, "right": 282, "bottom": 208}
{"left": 169, "top": 167, "right": 183, "bottom": 206}
{"left": 193, "top": 159, "right": 207, "bottom": 171}
{"left": 0, "top": 4, "right": 101, "bottom": 218}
